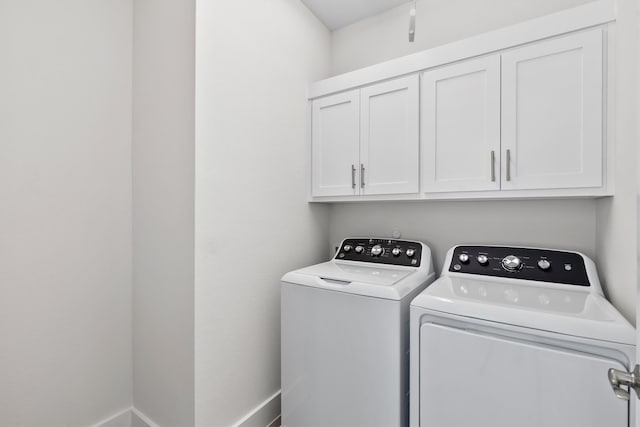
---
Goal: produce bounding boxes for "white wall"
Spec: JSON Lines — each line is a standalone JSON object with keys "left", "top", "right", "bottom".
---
{"left": 329, "top": 200, "right": 597, "bottom": 275}
{"left": 595, "top": 0, "right": 638, "bottom": 322}
{"left": 194, "top": 0, "right": 331, "bottom": 425}
{"left": 0, "top": 1, "right": 133, "bottom": 425}
{"left": 330, "top": 0, "right": 595, "bottom": 75}
{"left": 132, "top": 0, "right": 195, "bottom": 426}
{"left": 329, "top": 0, "right": 637, "bottom": 321}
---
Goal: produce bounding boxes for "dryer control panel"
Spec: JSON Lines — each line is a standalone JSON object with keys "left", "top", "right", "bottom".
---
{"left": 336, "top": 238, "right": 422, "bottom": 267}
{"left": 449, "top": 246, "right": 589, "bottom": 286}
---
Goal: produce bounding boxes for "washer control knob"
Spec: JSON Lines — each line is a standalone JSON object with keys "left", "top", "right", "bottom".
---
{"left": 343, "top": 245, "right": 352, "bottom": 252}
{"left": 477, "top": 255, "right": 489, "bottom": 265}
{"left": 406, "top": 248, "right": 416, "bottom": 258}
{"left": 371, "top": 245, "right": 384, "bottom": 257}
{"left": 502, "top": 255, "right": 522, "bottom": 271}
{"left": 391, "top": 247, "right": 402, "bottom": 257}
{"left": 355, "top": 245, "right": 364, "bottom": 254}
{"left": 458, "top": 253, "right": 470, "bottom": 264}
{"left": 537, "top": 259, "right": 551, "bottom": 271}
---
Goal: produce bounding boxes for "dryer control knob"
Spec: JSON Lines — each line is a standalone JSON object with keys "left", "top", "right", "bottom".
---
{"left": 355, "top": 245, "right": 364, "bottom": 254}
{"left": 477, "top": 255, "right": 489, "bottom": 265}
{"left": 371, "top": 245, "right": 384, "bottom": 256}
{"left": 502, "top": 255, "right": 522, "bottom": 271}
{"left": 458, "top": 253, "right": 470, "bottom": 264}
{"left": 391, "top": 247, "right": 402, "bottom": 257}
{"left": 343, "top": 245, "right": 352, "bottom": 252}
{"left": 406, "top": 248, "right": 416, "bottom": 257}
{"left": 537, "top": 259, "right": 551, "bottom": 270}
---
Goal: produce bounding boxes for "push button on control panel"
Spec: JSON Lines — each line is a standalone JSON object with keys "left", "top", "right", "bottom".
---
{"left": 537, "top": 259, "right": 551, "bottom": 270}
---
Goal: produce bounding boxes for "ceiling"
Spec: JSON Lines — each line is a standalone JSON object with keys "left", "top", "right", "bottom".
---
{"left": 301, "top": 0, "right": 412, "bottom": 31}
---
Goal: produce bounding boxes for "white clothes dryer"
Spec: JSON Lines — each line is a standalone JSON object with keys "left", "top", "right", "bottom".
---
{"left": 282, "top": 238, "right": 435, "bottom": 427}
{"left": 410, "top": 245, "right": 635, "bottom": 427}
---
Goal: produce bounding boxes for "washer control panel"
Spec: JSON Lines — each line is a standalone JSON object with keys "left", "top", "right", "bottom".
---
{"left": 336, "top": 238, "right": 422, "bottom": 267}
{"left": 449, "top": 246, "right": 589, "bottom": 286}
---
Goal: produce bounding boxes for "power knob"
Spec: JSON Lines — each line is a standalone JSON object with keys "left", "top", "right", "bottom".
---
{"left": 391, "top": 247, "right": 402, "bottom": 257}
{"left": 502, "top": 255, "right": 522, "bottom": 271}
{"left": 458, "top": 253, "right": 470, "bottom": 264}
{"left": 355, "top": 245, "right": 364, "bottom": 254}
{"left": 371, "top": 245, "right": 384, "bottom": 257}
{"left": 406, "top": 248, "right": 416, "bottom": 258}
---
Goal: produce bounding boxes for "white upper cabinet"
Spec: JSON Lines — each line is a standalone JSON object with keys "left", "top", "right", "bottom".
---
{"left": 421, "top": 56, "right": 501, "bottom": 193}
{"left": 501, "top": 28, "right": 604, "bottom": 190}
{"left": 311, "top": 75, "right": 419, "bottom": 198}
{"left": 308, "top": 1, "right": 614, "bottom": 201}
{"left": 311, "top": 90, "right": 360, "bottom": 197}
{"left": 360, "top": 75, "right": 419, "bottom": 196}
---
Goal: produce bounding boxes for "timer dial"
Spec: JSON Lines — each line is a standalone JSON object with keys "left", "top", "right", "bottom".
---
{"left": 458, "top": 253, "right": 470, "bottom": 264}
{"left": 502, "top": 255, "right": 522, "bottom": 271}
{"left": 371, "top": 245, "right": 384, "bottom": 257}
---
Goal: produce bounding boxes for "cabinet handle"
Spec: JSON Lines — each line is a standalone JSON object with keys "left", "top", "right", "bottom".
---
{"left": 490, "top": 150, "right": 496, "bottom": 182}
{"left": 506, "top": 149, "right": 511, "bottom": 181}
{"left": 360, "top": 163, "right": 365, "bottom": 188}
{"left": 351, "top": 164, "right": 356, "bottom": 189}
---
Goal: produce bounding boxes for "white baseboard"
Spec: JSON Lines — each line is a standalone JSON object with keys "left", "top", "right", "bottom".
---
{"left": 93, "top": 397, "right": 278, "bottom": 427}
{"left": 232, "top": 390, "right": 281, "bottom": 427}
{"left": 91, "top": 407, "right": 159, "bottom": 427}
{"left": 131, "top": 408, "right": 160, "bottom": 427}
{"left": 92, "top": 408, "right": 132, "bottom": 427}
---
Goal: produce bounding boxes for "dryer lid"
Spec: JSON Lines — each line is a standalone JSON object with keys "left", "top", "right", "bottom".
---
{"left": 411, "top": 276, "right": 635, "bottom": 345}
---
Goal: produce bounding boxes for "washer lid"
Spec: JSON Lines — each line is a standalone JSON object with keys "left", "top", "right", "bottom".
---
{"left": 411, "top": 276, "right": 635, "bottom": 345}
{"left": 282, "top": 261, "right": 431, "bottom": 300}
{"left": 299, "top": 261, "right": 413, "bottom": 286}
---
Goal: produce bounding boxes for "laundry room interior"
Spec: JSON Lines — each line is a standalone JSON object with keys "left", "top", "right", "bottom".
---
{"left": 1, "top": 0, "right": 638, "bottom": 426}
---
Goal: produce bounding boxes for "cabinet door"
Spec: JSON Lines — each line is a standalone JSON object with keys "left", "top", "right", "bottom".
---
{"left": 501, "top": 29, "right": 603, "bottom": 190}
{"left": 360, "top": 75, "right": 419, "bottom": 195}
{"left": 311, "top": 90, "right": 360, "bottom": 197}
{"left": 421, "top": 56, "right": 501, "bottom": 193}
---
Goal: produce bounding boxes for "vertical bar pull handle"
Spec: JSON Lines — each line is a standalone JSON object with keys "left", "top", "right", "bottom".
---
{"left": 506, "top": 149, "right": 512, "bottom": 182}
{"left": 360, "top": 164, "right": 365, "bottom": 189}
{"left": 490, "top": 150, "right": 496, "bottom": 182}
{"left": 351, "top": 164, "right": 356, "bottom": 189}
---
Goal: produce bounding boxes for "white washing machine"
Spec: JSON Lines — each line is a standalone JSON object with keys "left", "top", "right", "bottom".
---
{"left": 410, "top": 245, "right": 635, "bottom": 427}
{"left": 281, "top": 238, "right": 435, "bottom": 427}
